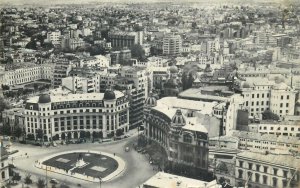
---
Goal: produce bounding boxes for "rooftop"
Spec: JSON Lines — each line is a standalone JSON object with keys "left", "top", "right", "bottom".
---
{"left": 27, "top": 91, "right": 125, "bottom": 104}
{"left": 142, "top": 172, "right": 219, "bottom": 188}
{"left": 237, "top": 151, "right": 300, "bottom": 169}
{"left": 179, "top": 88, "right": 229, "bottom": 102}
{"left": 231, "top": 130, "right": 300, "bottom": 145}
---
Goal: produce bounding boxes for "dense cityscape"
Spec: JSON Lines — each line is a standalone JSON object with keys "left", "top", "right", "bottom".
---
{"left": 0, "top": 0, "right": 300, "bottom": 188}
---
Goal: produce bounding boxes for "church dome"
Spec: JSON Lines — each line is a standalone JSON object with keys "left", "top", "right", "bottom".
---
{"left": 169, "top": 65, "right": 178, "bottom": 74}
{"left": 38, "top": 94, "right": 51, "bottom": 103}
{"left": 171, "top": 109, "right": 186, "bottom": 126}
{"left": 104, "top": 89, "right": 116, "bottom": 100}
{"left": 145, "top": 92, "right": 157, "bottom": 107}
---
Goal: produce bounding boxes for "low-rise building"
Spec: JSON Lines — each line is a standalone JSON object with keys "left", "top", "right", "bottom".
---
{"left": 232, "top": 131, "right": 300, "bottom": 153}
{"left": 0, "top": 147, "right": 9, "bottom": 185}
{"left": 236, "top": 151, "right": 300, "bottom": 188}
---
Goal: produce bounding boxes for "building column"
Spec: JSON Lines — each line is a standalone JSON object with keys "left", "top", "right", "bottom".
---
{"left": 71, "top": 132, "right": 74, "bottom": 139}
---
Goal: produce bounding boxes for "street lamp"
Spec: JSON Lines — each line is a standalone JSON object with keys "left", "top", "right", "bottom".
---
{"left": 98, "top": 176, "right": 102, "bottom": 188}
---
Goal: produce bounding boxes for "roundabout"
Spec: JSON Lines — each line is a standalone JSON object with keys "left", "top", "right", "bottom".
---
{"left": 35, "top": 150, "right": 126, "bottom": 182}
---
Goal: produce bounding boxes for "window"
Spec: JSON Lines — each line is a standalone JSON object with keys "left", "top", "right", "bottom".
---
{"left": 252, "top": 94, "right": 254, "bottom": 98}
{"left": 183, "top": 134, "right": 192, "bottom": 143}
{"left": 263, "top": 175, "right": 268, "bottom": 184}
{"left": 267, "top": 93, "right": 270, "bottom": 98}
{"left": 257, "top": 94, "right": 259, "bottom": 98}
{"left": 248, "top": 163, "right": 253, "bottom": 170}
{"left": 281, "top": 95, "right": 284, "bottom": 100}
{"left": 287, "top": 95, "right": 289, "bottom": 99}
{"left": 256, "top": 165, "right": 260, "bottom": 171}
{"left": 273, "top": 177, "right": 277, "bottom": 187}
{"left": 286, "top": 103, "right": 289, "bottom": 107}
{"left": 264, "top": 166, "right": 268, "bottom": 173}
{"left": 238, "top": 170, "right": 243, "bottom": 178}
{"left": 239, "top": 161, "right": 243, "bottom": 167}
{"left": 255, "top": 173, "right": 260, "bottom": 183}
{"left": 273, "top": 168, "right": 278, "bottom": 175}
{"left": 1, "top": 171, "right": 5, "bottom": 179}
{"left": 283, "top": 170, "right": 288, "bottom": 178}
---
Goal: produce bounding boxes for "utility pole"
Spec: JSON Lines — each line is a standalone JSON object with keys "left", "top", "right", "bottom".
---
{"left": 45, "top": 166, "right": 48, "bottom": 188}
{"left": 98, "top": 176, "right": 102, "bottom": 188}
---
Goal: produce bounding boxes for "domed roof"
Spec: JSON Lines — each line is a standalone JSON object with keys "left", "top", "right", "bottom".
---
{"left": 145, "top": 92, "right": 157, "bottom": 107}
{"left": 104, "top": 89, "right": 116, "bottom": 100}
{"left": 169, "top": 65, "right": 178, "bottom": 74}
{"left": 171, "top": 109, "right": 186, "bottom": 126}
{"left": 38, "top": 94, "right": 51, "bottom": 103}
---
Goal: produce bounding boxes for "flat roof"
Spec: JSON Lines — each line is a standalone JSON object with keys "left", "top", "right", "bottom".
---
{"left": 27, "top": 91, "right": 125, "bottom": 103}
{"left": 179, "top": 88, "right": 229, "bottom": 102}
{"left": 237, "top": 151, "right": 300, "bottom": 169}
{"left": 142, "top": 172, "right": 219, "bottom": 188}
{"left": 231, "top": 130, "right": 300, "bottom": 145}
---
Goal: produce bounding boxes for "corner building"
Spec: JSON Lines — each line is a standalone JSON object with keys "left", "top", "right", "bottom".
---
{"left": 24, "top": 90, "right": 129, "bottom": 141}
{"left": 144, "top": 94, "right": 209, "bottom": 176}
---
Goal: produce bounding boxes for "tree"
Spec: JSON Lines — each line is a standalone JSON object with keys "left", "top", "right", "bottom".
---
{"left": 27, "top": 133, "right": 35, "bottom": 140}
{"left": 130, "top": 44, "right": 145, "bottom": 61}
{"left": 262, "top": 110, "right": 279, "bottom": 121}
{"left": 116, "top": 129, "right": 124, "bottom": 137}
{"left": 25, "top": 40, "right": 37, "bottom": 50}
{"left": 36, "top": 129, "right": 44, "bottom": 142}
{"left": 181, "top": 72, "right": 188, "bottom": 90}
{"left": 187, "top": 72, "right": 194, "bottom": 89}
{"left": 12, "top": 172, "right": 21, "bottom": 184}
{"left": 37, "top": 178, "right": 45, "bottom": 188}
{"left": 1, "top": 124, "right": 11, "bottom": 136}
{"left": 24, "top": 173, "right": 32, "bottom": 185}
{"left": 13, "top": 127, "right": 23, "bottom": 140}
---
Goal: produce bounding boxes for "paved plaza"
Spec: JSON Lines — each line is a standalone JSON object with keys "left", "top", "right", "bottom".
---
{"left": 6, "top": 133, "right": 157, "bottom": 188}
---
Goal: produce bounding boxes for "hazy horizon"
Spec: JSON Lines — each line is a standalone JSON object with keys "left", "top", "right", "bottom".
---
{"left": 0, "top": 0, "right": 296, "bottom": 6}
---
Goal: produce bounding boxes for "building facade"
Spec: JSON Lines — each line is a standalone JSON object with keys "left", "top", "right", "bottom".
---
{"left": 0, "top": 148, "right": 9, "bottom": 185}
{"left": 236, "top": 151, "right": 299, "bottom": 188}
{"left": 3, "top": 64, "right": 53, "bottom": 86}
{"left": 24, "top": 90, "right": 129, "bottom": 141}
{"left": 144, "top": 95, "right": 209, "bottom": 176}
{"left": 163, "top": 34, "right": 182, "bottom": 56}
{"left": 108, "top": 31, "right": 143, "bottom": 48}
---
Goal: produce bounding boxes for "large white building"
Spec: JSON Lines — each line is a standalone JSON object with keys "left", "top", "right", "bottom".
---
{"left": 24, "top": 90, "right": 129, "bottom": 141}
{"left": 47, "top": 30, "right": 61, "bottom": 45}
{"left": 163, "top": 33, "right": 182, "bottom": 56}
{"left": 234, "top": 78, "right": 297, "bottom": 118}
{"left": 61, "top": 76, "right": 100, "bottom": 93}
{"left": 3, "top": 64, "right": 53, "bottom": 86}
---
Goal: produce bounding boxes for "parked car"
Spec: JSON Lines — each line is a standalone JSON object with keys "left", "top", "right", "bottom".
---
{"left": 50, "top": 179, "right": 59, "bottom": 184}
